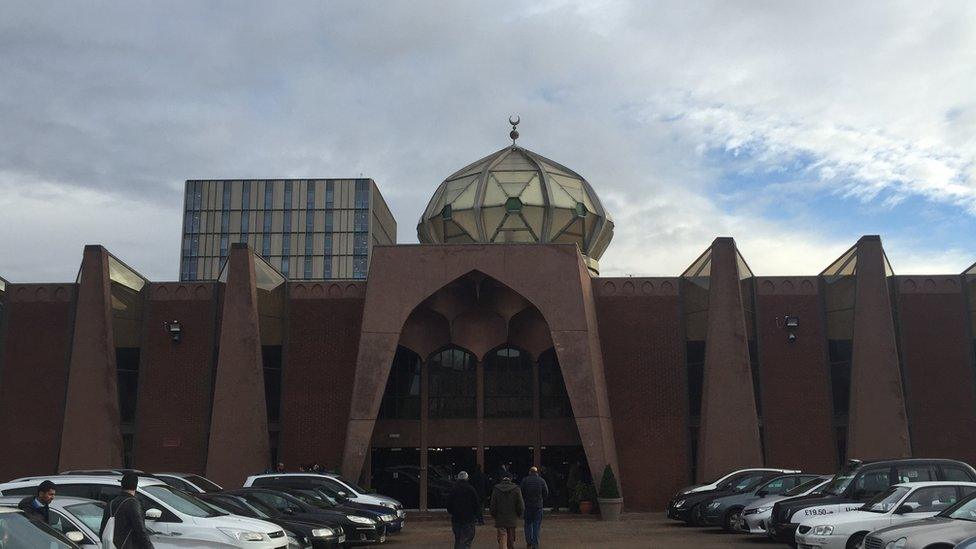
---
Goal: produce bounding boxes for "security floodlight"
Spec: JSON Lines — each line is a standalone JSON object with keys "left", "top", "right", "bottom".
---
{"left": 165, "top": 320, "right": 182, "bottom": 342}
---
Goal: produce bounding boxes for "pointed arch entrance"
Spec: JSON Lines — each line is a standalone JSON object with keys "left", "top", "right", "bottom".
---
{"left": 341, "top": 244, "right": 619, "bottom": 509}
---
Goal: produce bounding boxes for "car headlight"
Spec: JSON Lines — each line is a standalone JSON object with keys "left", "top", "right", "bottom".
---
{"left": 347, "top": 515, "right": 375, "bottom": 524}
{"left": 218, "top": 527, "right": 267, "bottom": 541}
{"left": 756, "top": 506, "right": 772, "bottom": 513}
{"left": 380, "top": 514, "right": 396, "bottom": 522}
{"left": 812, "top": 525, "right": 834, "bottom": 535}
{"left": 674, "top": 499, "right": 686, "bottom": 508}
{"left": 885, "top": 538, "right": 907, "bottom": 549}
{"left": 311, "top": 527, "right": 335, "bottom": 538}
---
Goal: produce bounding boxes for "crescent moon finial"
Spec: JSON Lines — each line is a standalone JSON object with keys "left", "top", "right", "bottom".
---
{"left": 509, "top": 115, "right": 520, "bottom": 146}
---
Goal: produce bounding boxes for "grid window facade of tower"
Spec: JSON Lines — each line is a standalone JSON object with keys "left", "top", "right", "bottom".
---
{"left": 180, "top": 179, "right": 378, "bottom": 281}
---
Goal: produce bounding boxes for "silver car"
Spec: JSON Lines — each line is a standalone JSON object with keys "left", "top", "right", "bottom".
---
{"left": 0, "top": 496, "right": 239, "bottom": 548}
{"left": 864, "top": 492, "right": 976, "bottom": 549}
{"left": 739, "top": 477, "right": 831, "bottom": 534}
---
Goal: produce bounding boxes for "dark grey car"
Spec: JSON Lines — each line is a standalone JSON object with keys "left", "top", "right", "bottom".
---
{"left": 701, "top": 473, "right": 826, "bottom": 531}
{"left": 864, "top": 492, "right": 976, "bottom": 549}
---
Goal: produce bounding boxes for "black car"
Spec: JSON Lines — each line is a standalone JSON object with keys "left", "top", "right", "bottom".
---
{"left": 200, "top": 493, "right": 345, "bottom": 549}
{"left": 224, "top": 488, "right": 387, "bottom": 545}
{"left": 667, "top": 469, "right": 799, "bottom": 525}
{"left": 259, "top": 478, "right": 404, "bottom": 533}
{"left": 284, "top": 487, "right": 404, "bottom": 533}
{"left": 767, "top": 458, "right": 976, "bottom": 544}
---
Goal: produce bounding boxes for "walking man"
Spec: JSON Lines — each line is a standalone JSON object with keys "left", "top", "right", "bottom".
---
{"left": 489, "top": 473, "right": 524, "bottom": 549}
{"left": 17, "top": 480, "right": 56, "bottom": 523}
{"left": 520, "top": 466, "right": 550, "bottom": 549}
{"left": 99, "top": 473, "right": 154, "bottom": 548}
{"left": 446, "top": 471, "right": 481, "bottom": 549}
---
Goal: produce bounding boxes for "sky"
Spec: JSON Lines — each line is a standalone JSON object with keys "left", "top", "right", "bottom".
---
{"left": 1, "top": 1, "right": 975, "bottom": 282}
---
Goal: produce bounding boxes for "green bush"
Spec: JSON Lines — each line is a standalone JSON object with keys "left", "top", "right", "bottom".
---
{"left": 598, "top": 464, "right": 620, "bottom": 499}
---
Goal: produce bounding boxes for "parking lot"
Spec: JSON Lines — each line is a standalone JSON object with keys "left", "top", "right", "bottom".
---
{"left": 383, "top": 513, "right": 785, "bottom": 548}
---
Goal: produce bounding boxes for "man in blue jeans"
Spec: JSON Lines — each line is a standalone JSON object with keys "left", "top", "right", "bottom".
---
{"left": 519, "top": 466, "right": 549, "bottom": 549}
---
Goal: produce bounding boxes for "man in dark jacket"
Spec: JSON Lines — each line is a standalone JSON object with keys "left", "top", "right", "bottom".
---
{"left": 99, "top": 473, "right": 154, "bottom": 548}
{"left": 520, "top": 467, "right": 550, "bottom": 549}
{"left": 490, "top": 474, "right": 524, "bottom": 549}
{"left": 17, "top": 480, "right": 56, "bottom": 523}
{"left": 446, "top": 471, "right": 481, "bottom": 549}
{"left": 469, "top": 464, "right": 489, "bottom": 524}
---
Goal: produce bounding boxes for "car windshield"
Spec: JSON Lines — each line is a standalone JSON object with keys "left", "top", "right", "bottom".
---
{"left": 143, "top": 485, "right": 226, "bottom": 518}
{"left": 334, "top": 476, "right": 366, "bottom": 494}
{"left": 185, "top": 475, "right": 222, "bottom": 493}
{"left": 943, "top": 495, "right": 976, "bottom": 521}
{"left": 0, "top": 512, "right": 74, "bottom": 548}
{"left": 732, "top": 476, "right": 765, "bottom": 493}
{"left": 65, "top": 501, "right": 107, "bottom": 533}
{"left": 862, "top": 487, "right": 911, "bottom": 513}
{"left": 785, "top": 478, "right": 828, "bottom": 497}
{"left": 823, "top": 472, "right": 857, "bottom": 495}
{"left": 289, "top": 490, "right": 337, "bottom": 509}
{"left": 313, "top": 485, "right": 348, "bottom": 502}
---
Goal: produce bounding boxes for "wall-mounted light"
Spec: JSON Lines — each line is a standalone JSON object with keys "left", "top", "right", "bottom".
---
{"left": 782, "top": 315, "right": 799, "bottom": 342}
{"left": 164, "top": 320, "right": 182, "bottom": 342}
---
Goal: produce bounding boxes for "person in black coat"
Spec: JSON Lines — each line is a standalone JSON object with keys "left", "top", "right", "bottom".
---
{"left": 17, "top": 480, "right": 56, "bottom": 523}
{"left": 469, "top": 464, "right": 489, "bottom": 524}
{"left": 98, "top": 473, "right": 154, "bottom": 549}
{"left": 446, "top": 471, "right": 481, "bottom": 549}
{"left": 519, "top": 467, "right": 550, "bottom": 549}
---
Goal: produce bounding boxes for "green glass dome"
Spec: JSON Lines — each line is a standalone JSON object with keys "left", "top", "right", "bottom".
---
{"left": 417, "top": 144, "right": 614, "bottom": 274}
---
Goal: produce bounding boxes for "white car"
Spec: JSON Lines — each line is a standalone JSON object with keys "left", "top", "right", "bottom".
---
{"left": 0, "top": 506, "right": 83, "bottom": 547}
{"left": 244, "top": 474, "right": 405, "bottom": 518}
{"left": 740, "top": 477, "right": 832, "bottom": 534}
{"left": 0, "top": 476, "right": 288, "bottom": 549}
{"left": 674, "top": 468, "right": 802, "bottom": 497}
{"left": 795, "top": 481, "right": 976, "bottom": 549}
{"left": 0, "top": 496, "right": 239, "bottom": 548}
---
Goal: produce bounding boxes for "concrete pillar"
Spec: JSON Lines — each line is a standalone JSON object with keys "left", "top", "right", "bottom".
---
{"left": 846, "top": 236, "right": 911, "bottom": 459}
{"left": 696, "top": 238, "right": 763, "bottom": 481}
{"left": 206, "top": 244, "right": 271, "bottom": 487}
{"left": 59, "top": 245, "right": 124, "bottom": 470}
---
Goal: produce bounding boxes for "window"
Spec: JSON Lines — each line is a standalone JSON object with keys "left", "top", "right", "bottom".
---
{"left": 758, "top": 476, "right": 795, "bottom": 495}
{"left": 142, "top": 485, "right": 223, "bottom": 518}
{"left": 306, "top": 182, "right": 315, "bottom": 210}
{"left": 247, "top": 492, "right": 303, "bottom": 515}
{"left": 355, "top": 179, "right": 369, "bottom": 208}
{"left": 732, "top": 474, "right": 766, "bottom": 492}
{"left": 484, "top": 348, "right": 533, "bottom": 418}
{"left": 863, "top": 487, "right": 911, "bottom": 513}
{"left": 303, "top": 257, "right": 312, "bottom": 279}
{"left": 63, "top": 502, "right": 105, "bottom": 538}
{"left": 325, "top": 211, "right": 333, "bottom": 232}
{"left": 943, "top": 466, "right": 975, "bottom": 481}
{"left": 539, "top": 348, "right": 572, "bottom": 418}
{"left": 354, "top": 210, "right": 368, "bottom": 231}
{"left": 325, "top": 181, "right": 334, "bottom": 208}
{"left": 264, "top": 184, "right": 274, "bottom": 209}
{"left": 116, "top": 348, "right": 140, "bottom": 425}
{"left": 354, "top": 232, "right": 368, "bottom": 255}
{"left": 896, "top": 465, "right": 938, "bottom": 483}
{"left": 428, "top": 348, "right": 477, "bottom": 418}
{"left": 353, "top": 256, "right": 367, "bottom": 279}
{"left": 902, "top": 486, "right": 959, "bottom": 513}
{"left": 263, "top": 346, "right": 283, "bottom": 423}
{"left": 379, "top": 347, "right": 421, "bottom": 420}
{"left": 852, "top": 469, "right": 892, "bottom": 500}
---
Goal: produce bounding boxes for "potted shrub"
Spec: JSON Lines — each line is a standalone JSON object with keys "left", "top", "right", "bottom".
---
{"left": 597, "top": 464, "right": 623, "bottom": 521}
{"left": 576, "top": 482, "right": 597, "bottom": 514}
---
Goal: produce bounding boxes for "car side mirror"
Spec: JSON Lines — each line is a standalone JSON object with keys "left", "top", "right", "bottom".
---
{"left": 894, "top": 504, "right": 914, "bottom": 515}
{"left": 65, "top": 531, "right": 85, "bottom": 543}
{"left": 145, "top": 508, "right": 163, "bottom": 520}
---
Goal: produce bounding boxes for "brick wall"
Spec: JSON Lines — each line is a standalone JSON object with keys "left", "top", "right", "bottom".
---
{"left": 895, "top": 278, "right": 976, "bottom": 464}
{"left": 0, "top": 285, "right": 75, "bottom": 480}
{"left": 755, "top": 279, "right": 836, "bottom": 473}
{"left": 279, "top": 283, "right": 365, "bottom": 471}
{"left": 594, "top": 278, "right": 688, "bottom": 511}
{"left": 133, "top": 283, "right": 218, "bottom": 474}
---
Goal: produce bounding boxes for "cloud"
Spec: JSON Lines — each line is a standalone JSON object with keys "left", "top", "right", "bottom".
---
{"left": 1, "top": 0, "right": 974, "bottom": 281}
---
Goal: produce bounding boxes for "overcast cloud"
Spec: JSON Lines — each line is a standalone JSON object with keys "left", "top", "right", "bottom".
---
{"left": 1, "top": 0, "right": 975, "bottom": 281}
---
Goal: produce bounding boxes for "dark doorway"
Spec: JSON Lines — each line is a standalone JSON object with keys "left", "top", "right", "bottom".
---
{"left": 485, "top": 446, "right": 533, "bottom": 486}
{"left": 541, "top": 446, "right": 588, "bottom": 510}
{"left": 427, "top": 447, "right": 476, "bottom": 508}
{"left": 371, "top": 447, "right": 421, "bottom": 509}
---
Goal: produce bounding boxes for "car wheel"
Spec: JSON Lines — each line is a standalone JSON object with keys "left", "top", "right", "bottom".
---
{"left": 846, "top": 532, "right": 867, "bottom": 549}
{"left": 723, "top": 507, "right": 743, "bottom": 532}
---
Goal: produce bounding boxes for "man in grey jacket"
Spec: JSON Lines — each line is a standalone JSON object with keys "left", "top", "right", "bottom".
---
{"left": 519, "top": 467, "right": 549, "bottom": 549}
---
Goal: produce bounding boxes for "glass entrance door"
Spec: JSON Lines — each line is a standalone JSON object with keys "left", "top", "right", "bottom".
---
{"left": 485, "top": 446, "right": 534, "bottom": 487}
{"left": 426, "top": 447, "right": 477, "bottom": 508}
{"left": 371, "top": 447, "right": 421, "bottom": 509}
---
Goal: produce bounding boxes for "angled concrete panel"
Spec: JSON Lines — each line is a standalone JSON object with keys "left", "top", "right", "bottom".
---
{"left": 846, "top": 236, "right": 911, "bottom": 459}
{"left": 206, "top": 244, "right": 270, "bottom": 487}
{"left": 696, "top": 238, "right": 763, "bottom": 481}
{"left": 59, "top": 246, "right": 124, "bottom": 470}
